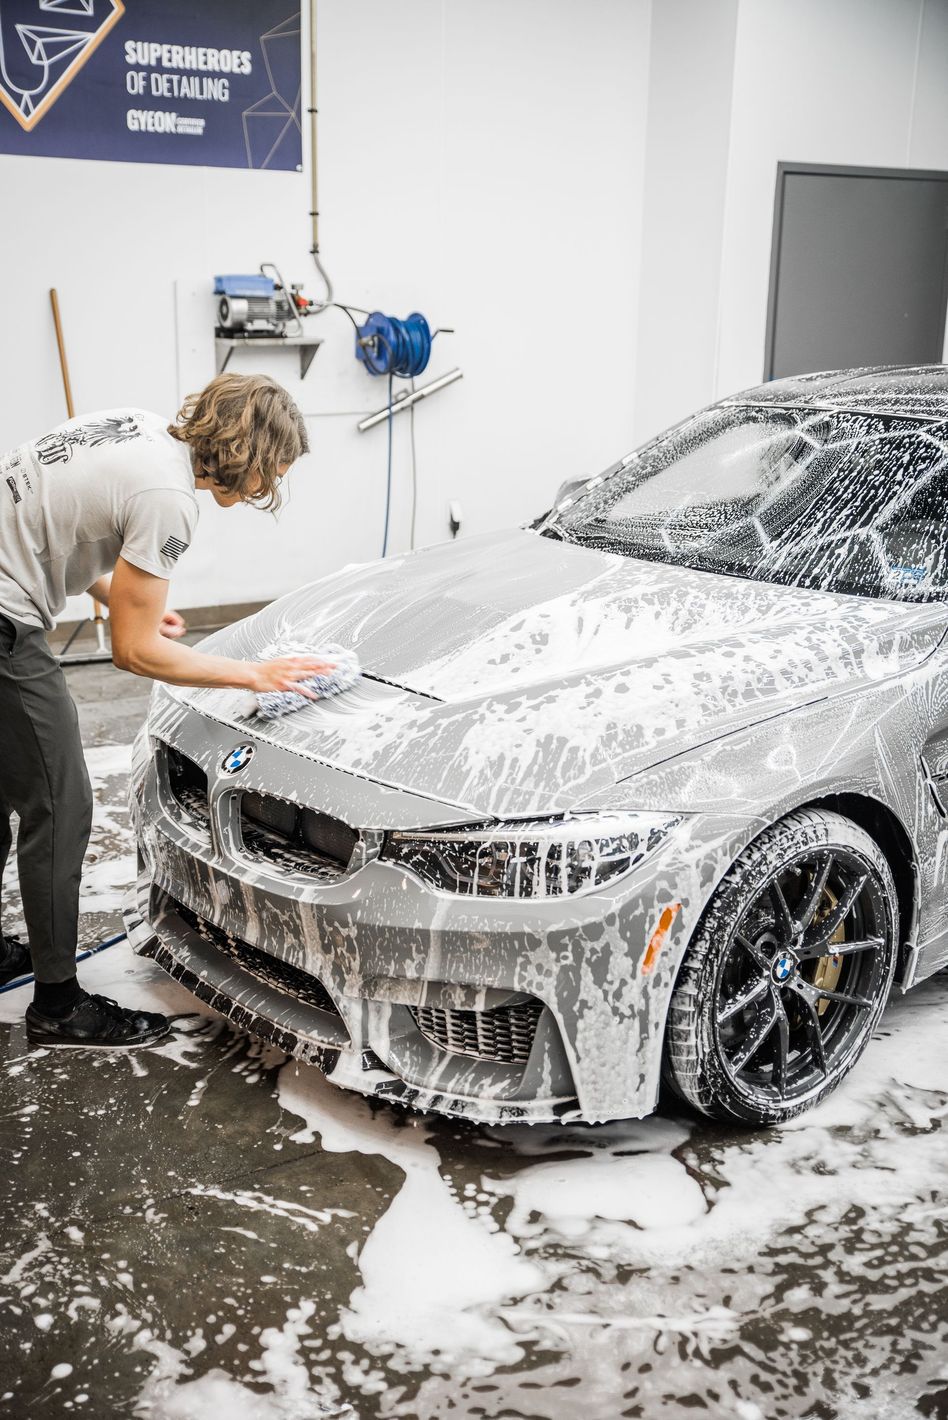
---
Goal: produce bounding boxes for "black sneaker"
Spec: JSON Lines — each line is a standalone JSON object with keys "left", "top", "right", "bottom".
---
{"left": 0, "top": 934, "right": 31, "bottom": 986}
{"left": 25, "top": 993, "right": 170, "bottom": 1049}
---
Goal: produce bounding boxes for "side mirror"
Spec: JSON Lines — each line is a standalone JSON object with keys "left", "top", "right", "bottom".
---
{"left": 531, "top": 475, "right": 588, "bottom": 532}
{"left": 537, "top": 458, "right": 626, "bottom": 530}
{"left": 532, "top": 472, "right": 601, "bottom": 532}
{"left": 552, "top": 474, "right": 591, "bottom": 507}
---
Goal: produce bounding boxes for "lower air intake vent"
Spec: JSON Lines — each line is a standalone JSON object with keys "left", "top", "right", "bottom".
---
{"left": 411, "top": 999, "right": 543, "bottom": 1065}
{"left": 176, "top": 903, "right": 341, "bottom": 1017}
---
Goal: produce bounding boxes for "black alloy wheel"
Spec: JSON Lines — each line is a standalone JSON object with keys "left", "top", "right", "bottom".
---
{"left": 664, "top": 809, "right": 899, "bottom": 1125}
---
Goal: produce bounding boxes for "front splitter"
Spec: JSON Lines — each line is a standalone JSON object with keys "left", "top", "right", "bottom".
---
{"left": 122, "top": 881, "right": 582, "bottom": 1127}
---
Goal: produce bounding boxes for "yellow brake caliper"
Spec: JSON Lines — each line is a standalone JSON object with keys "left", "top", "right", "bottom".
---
{"left": 811, "top": 883, "right": 845, "bottom": 1015}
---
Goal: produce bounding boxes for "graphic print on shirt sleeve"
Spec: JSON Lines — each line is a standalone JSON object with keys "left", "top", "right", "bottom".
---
{"left": 160, "top": 535, "right": 190, "bottom": 563}
{"left": 35, "top": 415, "right": 142, "bottom": 467}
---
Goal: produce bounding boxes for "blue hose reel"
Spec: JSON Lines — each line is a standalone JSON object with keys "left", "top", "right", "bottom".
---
{"left": 354, "top": 309, "right": 440, "bottom": 561}
{"left": 355, "top": 311, "right": 432, "bottom": 377}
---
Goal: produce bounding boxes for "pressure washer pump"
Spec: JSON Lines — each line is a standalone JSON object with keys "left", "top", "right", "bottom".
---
{"left": 214, "top": 263, "right": 315, "bottom": 336}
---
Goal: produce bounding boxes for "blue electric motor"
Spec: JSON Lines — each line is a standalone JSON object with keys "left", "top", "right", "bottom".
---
{"left": 214, "top": 268, "right": 312, "bottom": 334}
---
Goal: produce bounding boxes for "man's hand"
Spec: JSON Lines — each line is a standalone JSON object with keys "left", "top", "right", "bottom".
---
{"left": 249, "top": 655, "right": 338, "bottom": 698}
{"left": 159, "top": 610, "right": 187, "bottom": 639}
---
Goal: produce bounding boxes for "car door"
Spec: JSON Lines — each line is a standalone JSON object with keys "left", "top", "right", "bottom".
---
{"left": 913, "top": 628, "right": 948, "bottom": 979}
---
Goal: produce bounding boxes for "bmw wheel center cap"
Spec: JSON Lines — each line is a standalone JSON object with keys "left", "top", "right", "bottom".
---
{"left": 221, "top": 743, "right": 255, "bottom": 775}
{"left": 772, "top": 950, "right": 797, "bottom": 985}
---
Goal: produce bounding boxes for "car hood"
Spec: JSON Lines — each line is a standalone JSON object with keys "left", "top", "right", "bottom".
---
{"left": 168, "top": 529, "right": 946, "bottom": 819}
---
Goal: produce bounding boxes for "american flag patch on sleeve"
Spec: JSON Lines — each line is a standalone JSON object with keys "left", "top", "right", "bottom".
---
{"left": 160, "top": 535, "right": 189, "bottom": 562}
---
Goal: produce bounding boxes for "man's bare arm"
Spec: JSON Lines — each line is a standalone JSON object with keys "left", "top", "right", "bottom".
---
{"left": 88, "top": 571, "right": 185, "bottom": 640}
{"left": 108, "top": 556, "right": 333, "bottom": 693}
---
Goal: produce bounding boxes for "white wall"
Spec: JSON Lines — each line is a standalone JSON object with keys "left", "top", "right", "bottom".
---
{"left": 0, "top": 0, "right": 650, "bottom": 622}
{"left": 634, "top": 0, "right": 948, "bottom": 441}
{"left": 633, "top": 0, "right": 739, "bottom": 438}
{"left": 0, "top": 0, "right": 946, "bottom": 623}
{"left": 715, "top": 0, "right": 948, "bottom": 398}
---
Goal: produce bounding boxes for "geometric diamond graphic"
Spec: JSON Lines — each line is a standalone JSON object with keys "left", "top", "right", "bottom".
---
{"left": 241, "top": 10, "right": 302, "bottom": 170}
{"left": 261, "top": 11, "right": 301, "bottom": 102}
{"left": 40, "top": 0, "right": 95, "bottom": 13}
{"left": 0, "top": 0, "right": 124, "bottom": 132}
{"left": 17, "top": 25, "right": 92, "bottom": 64}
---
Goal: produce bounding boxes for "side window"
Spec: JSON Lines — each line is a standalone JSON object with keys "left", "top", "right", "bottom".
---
{"left": 877, "top": 434, "right": 948, "bottom": 596}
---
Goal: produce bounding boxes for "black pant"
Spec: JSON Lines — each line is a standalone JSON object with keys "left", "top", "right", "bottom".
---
{"left": 0, "top": 614, "right": 92, "bottom": 983}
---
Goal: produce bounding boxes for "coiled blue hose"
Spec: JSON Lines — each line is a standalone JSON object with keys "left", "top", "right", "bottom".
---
{"left": 355, "top": 311, "right": 434, "bottom": 556}
{"left": 356, "top": 311, "right": 432, "bottom": 377}
{"left": 382, "top": 373, "right": 394, "bottom": 559}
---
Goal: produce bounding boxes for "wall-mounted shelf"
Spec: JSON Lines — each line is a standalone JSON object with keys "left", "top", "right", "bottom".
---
{"left": 214, "top": 335, "right": 323, "bottom": 380}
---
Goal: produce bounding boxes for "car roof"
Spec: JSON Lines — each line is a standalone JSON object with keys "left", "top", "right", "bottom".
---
{"left": 722, "top": 364, "right": 948, "bottom": 422}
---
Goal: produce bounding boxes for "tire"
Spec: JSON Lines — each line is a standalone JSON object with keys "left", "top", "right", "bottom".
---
{"left": 664, "top": 808, "right": 899, "bottom": 1126}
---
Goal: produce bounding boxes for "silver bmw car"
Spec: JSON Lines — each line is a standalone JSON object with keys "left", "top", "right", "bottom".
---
{"left": 126, "top": 365, "right": 948, "bottom": 1127}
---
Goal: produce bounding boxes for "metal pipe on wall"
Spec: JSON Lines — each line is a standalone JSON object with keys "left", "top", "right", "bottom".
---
{"left": 357, "top": 369, "right": 464, "bottom": 433}
{"left": 309, "top": 0, "right": 319, "bottom": 255}
{"left": 308, "top": 0, "right": 333, "bottom": 303}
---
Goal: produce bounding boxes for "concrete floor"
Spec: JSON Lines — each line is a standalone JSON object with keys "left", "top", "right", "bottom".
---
{"left": 0, "top": 655, "right": 946, "bottom": 1419}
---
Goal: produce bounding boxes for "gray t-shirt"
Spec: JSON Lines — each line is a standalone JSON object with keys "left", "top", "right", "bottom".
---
{"left": 0, "top": 408, "right": 198, "bottom": 629}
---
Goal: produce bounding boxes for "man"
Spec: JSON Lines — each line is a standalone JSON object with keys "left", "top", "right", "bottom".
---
{"left": 0, "top": 373, "right": 332, "bottom": 1048}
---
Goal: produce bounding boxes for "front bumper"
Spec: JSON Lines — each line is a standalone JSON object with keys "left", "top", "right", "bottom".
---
{"left": 124, "top": 873, "right": 581, "bottom": 1124}
{"left": 126, "top": 703, "right": 703, "bottom": 1124}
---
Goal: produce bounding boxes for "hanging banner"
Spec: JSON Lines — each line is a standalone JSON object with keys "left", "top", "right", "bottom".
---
{"left": 0, "top": 1, "right": 302, "bottom": 169}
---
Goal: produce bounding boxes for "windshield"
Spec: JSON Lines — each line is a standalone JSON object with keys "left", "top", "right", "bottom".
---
{"left": 546, "top": 405, "right": 948, "bottom": 601}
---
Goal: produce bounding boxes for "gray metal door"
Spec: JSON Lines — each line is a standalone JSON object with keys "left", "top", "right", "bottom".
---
{"left": 765, "top": 162, "right": 948, "bottom": 380}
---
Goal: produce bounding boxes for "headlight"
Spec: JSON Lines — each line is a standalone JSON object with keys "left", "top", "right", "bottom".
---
{"left": 380, "top": 813, "right": 682, "bottom": 899}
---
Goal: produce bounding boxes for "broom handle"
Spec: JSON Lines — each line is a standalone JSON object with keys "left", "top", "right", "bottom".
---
{"left": 49, "top": 289, "right": 106, "bottom": 648}
{"left": 49, "top": 288, "right": 75, "bottom": 418}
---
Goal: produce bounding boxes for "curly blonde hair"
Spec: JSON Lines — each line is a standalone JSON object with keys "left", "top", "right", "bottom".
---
{"left": 168, "top": 373, "right": 308, "bottom": 509}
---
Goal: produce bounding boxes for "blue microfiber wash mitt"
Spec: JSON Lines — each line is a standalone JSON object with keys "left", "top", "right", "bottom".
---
{"left": 239, "top": 642, "right": 362, "bottom": 720}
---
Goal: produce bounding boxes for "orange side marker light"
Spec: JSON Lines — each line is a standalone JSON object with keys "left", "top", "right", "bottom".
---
{"left": 641, "top": 902, "right": 682, "bottom": 976}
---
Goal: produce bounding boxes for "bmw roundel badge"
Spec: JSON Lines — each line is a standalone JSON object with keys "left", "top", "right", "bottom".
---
{"left": 221, "top": 743, "right": 255, "bottom": 775}
{"left": 772, "top": 952, "right": 794, "bottom": 984}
